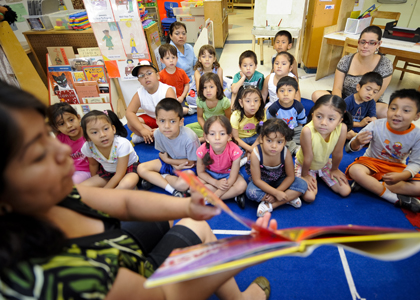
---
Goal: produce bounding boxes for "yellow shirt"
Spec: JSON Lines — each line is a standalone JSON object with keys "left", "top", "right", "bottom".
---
{"left": 296, "top": 121, "right": 342, "bottom": 170}
{"left": 230, "top": 110, "right": 266, "bottom": 138}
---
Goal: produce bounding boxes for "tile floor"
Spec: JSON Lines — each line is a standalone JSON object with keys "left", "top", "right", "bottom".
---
{"left": 219, "top": 8, "right": 420, "bottom": 125}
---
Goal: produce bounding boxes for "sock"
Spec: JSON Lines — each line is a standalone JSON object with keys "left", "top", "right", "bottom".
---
{"left": 379, "top": 186, "right": 398, "bottom": 203}
{"left": 165, "top": 184, "right": 175, "bottom": 194}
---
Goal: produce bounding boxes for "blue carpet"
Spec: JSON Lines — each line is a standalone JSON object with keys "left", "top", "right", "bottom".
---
{"left": 128, "top": 98, "right": 420, "bottom": 300}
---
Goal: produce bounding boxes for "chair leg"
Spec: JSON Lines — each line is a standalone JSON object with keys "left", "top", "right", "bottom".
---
{"left": 400, "top": 61, "right": 409, "bottom": 80}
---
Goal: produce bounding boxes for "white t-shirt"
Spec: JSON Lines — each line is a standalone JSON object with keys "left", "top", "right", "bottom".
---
{"left": 137, "top": 82, "right": 174, "bottom": 118}
{"left": 81, "top": 136, "right": 138, "bottom": 173}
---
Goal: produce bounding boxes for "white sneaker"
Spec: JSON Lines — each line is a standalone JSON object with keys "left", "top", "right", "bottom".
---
{"left": 257, "top": 201, "right": 273, "bottom": 217}
{"left": 131, "top": 133, "right": 144, "bottom": 144}
{"left": 287, "top": 197, "right": 302, "bottom": 208}
{"left": 187, "top": 106, "right": 197, "bottom": 115}
{"left": 240, "top": 157, "right": 248, "bottom": 167}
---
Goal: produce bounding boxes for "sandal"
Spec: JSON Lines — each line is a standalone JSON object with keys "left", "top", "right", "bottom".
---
{"left": 287, "top": 197, "right": 302, "bottom": 208}
{"left": 257, "top": 201, "right": 272, "bottom": 217}
{"left": 252, "top": 276, "right": 271, "bottom": 300}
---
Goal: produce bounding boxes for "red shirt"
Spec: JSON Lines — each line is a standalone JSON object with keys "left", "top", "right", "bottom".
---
{"left": 159, "top": 67, "right": 190, "bottom": 98}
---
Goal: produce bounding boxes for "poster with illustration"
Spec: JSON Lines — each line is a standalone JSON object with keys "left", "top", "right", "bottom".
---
{"left": 117, "top": 58, "right": 140, "bottom": 81}
{"left": 119, "top": 21, "right": 149, "bottom": 59}
{"left": 82, "top": 65, "right": 108, "bottom": 83}
{"left": 92, "top": 22, "right": 126, "bottom": 59}
{"left": 84, "top": 0, "right": 114, "bottom": 22}
{"left": 110, "top": 0, "right": 140, "bottom": 21}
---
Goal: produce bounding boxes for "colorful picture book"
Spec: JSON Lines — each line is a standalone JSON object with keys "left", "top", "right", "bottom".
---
{"left": 56, "top": 89, "right": 80, "bottom": 104}
{"left": 48, "top": 71, "right": 74, "bottom": 95}
{"left": 82, "top": 65, "right": 107, "bottom": 83}
{"left": 144, "top": 172, "right": 420, "bottom": 288}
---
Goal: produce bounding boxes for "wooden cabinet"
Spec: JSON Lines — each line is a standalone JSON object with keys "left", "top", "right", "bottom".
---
{"left": 204, "top": 0, "right": 229, "bottom": 48}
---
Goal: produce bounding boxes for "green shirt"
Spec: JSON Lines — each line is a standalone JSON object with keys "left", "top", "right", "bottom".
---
{"left": 197, "top": 96, "right": 231, "bottom": 120}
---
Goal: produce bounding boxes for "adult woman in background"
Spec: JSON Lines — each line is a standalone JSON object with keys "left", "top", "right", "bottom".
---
{"left": 311, "top": 26, "right": 393, "bottom": 119}
{"left": 155, "top": 21, "right": 197, "bottom": 81}
{"left": 0, "top": 82, "right": 271, "bottom": 300}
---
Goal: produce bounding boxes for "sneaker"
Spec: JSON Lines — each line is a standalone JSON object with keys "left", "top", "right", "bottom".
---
{"left": 395, "top": 195, "right": 420, "bottom": 213}
{"left": 235, "top": 194, "right": 246, "bottom": 209}
{"left": 287, "top": 197, "right": 302, "bottom": 208}
{"left": 240, "top": 157, "right": 248, "bottom": 167}
{"left": 131, "top": 133, "right": 144, "bottom": 144}
{"left": 351, "top": 181, "right": 363, "bottom": 193}
{"left": 139, "top": 179, "right": 152, "bottom": 190}
{"left": 187, "top": 106, "right": 197, "bottom": 115}
{"left": 172, "top": 190, "right": 189, "bottom": 198}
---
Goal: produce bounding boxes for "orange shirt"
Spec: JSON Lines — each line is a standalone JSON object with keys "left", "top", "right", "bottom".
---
{"left": 159, "top": 67, "right": 190, "bottom": 98}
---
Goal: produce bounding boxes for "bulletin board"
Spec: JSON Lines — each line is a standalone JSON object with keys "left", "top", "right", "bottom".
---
{"left": 253, "top": 0, "right": 307, "bottom": 29}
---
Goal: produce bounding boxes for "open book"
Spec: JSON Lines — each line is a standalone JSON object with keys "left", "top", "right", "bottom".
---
{"left": 144, "top": 172, "right": 420, "bottom": 288}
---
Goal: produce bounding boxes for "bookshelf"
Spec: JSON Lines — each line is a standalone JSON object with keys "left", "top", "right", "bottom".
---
{"left": 204, "top": 0, "right": 229, "bottom": 48}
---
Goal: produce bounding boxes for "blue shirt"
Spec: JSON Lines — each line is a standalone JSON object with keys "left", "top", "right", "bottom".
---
{"left": 344, "top": 94, "right": 376, "bottom": 123}
{"left": 170, "top": 41, "right": 197, "bottom": 81}
{"left": 266, "top": 100, "right": 307, "bottom": 129}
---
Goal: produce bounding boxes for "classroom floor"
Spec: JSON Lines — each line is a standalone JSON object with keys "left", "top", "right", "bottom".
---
{"left": 131, "top": 9, "right": 420, "bottom": 299}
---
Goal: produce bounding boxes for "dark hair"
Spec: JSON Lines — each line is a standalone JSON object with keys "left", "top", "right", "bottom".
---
{"left": 159, "top": 43, "right": 178, "bottom": 58}
{"left": 194, "top": 44, "right": 220, "bottom": 71}
{"left": 2, "top": 5, "right": 17, "bottom": 24}
{"left": 358, "top": 71, "right": 383, "bottom": 88}
{"left": 274, "top": 30, "right": 293, "bottom": 45}
{"left": 307, "top": 94, "right": 353, "bottom": 131}
{"left": 46, "top": 102, "right": 79, "bottom": 132}
{"left": 276, "top": 76, "right": 299, "bottom": 93}
{"left": 202, "top": 116, "right": 237, "bottom": 167}
{"left": 166, "top": 21, "right": 187, "bottom": 44}
{"left": 81, "top": 110, "right": 127, "bottom": 140}
{"left": 256, "top": 118, "right": 294, "bottom": 142}
{"left": 156, "top": 97, "right": 183, "bottom": 119}
{"left": 239, "top": 50, "right": 257, "bottom": 66}
{"left": 389, "top": 89, "right": 420, "bottom": 113}
{"left": 198, "top": 72, "right": 225, "bottom": 101}
{"left": 273, "top": 51, "right": 294, "bottom": 67}
{"left": 232, "top": 86, "right": 265, "bottom": 123}
{"left": 0, "top": 81, "right": 66, "bottom": 267}
{"left": 360, "top": 25, "right": 382, "bottom": 41}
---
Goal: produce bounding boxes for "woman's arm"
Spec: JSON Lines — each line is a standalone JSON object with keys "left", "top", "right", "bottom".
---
{"left": 88, "top": 157, "right": 100, "bottom": 176}
{"left": 275, "top": 149, "right": 294, "bottom": 192}
{"left": 232, "top": 128, "right": 253, "bottom": 153}
{"left": 331, "top": 70, "right": 345, "bottom": 98}
{"left": 261, "top": 76, "right": 269, "bottom": 104}
{"left": 197, "top": 107, "right": 205, "bottom": 130}
{"left": 103, "top": 155, "right": 130, "bottom": 189}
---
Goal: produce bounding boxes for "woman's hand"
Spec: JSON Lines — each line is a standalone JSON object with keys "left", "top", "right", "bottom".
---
{"left": 255, "top": 212, "right": 278, "bottom": 231}
{"left": 188, "top": 189, "right": 221, "bottom": 220}
{"left": 330, "top": 169, "right": 349, "bottom": 186}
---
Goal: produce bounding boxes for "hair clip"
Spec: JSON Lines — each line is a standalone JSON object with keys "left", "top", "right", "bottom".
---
{"left": 103, "top": 110, "right": 108, "bottom": 116}
{"left": 259, "top": 121, "right": 264, "bottom": 126}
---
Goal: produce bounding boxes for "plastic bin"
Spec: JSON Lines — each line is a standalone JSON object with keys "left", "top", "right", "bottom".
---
{"left": 344, "top": 17, "right": 372, "bottom": 35}
{"left": 49, "top": 10, "right": 84, "bottom": 30}
{"left": 24, "top": 14, "right": 53, "bottom": 30}
{"left": 173, "top": 7, "right": 190, "bottom": 16}
{"left": 181, "top": 1, "right": 198, "bottom": 7}
{"left": 190, "top": 6, "right": 204, "bottom": 15}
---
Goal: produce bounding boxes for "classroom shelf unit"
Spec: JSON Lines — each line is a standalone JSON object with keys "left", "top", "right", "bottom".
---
{"left": 143, "top": 0, "right": 163, "bottom": 37}
{"left": 204, "top": 0, "right": 229, "bottom": 48}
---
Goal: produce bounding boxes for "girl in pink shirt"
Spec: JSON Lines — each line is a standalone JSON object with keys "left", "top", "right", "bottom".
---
{"left": 196, "top": 116, "right": 247, "bottom": 208}
{"left": 47, "top": 103, "right": 91, "bottom": 184}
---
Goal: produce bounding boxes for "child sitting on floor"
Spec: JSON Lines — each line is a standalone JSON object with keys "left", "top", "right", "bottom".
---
{"left": 126, "top": 60, "right": 176, "bottom": 144}
{"left": 158, "top": 44, "right": 190, "bottom": 116}
{"left": 137, "top": 98, "right": 200, "bottom": 197}
{"left": 346, "top": 89, "right": 420, "bottom": 213}
{"left": 266, "top": 76, "right": 306, "bottom": 155}
{"left": 345, "top": 71, "right": 382, "bottom": 140}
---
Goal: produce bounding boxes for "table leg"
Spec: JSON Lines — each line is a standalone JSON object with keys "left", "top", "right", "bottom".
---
{"left": 260, "top": 38, "right": 264, "bottom": 65}
{"left": 252, "top": 34, "right": 255, "bottom": 52}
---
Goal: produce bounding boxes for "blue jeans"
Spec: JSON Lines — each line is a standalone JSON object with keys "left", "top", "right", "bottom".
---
{"left": 246, "top": 176, "right": 308, "bottom": 202}
{"left": 159, "top": 158, "right": 196, "bottom": 175}
{"left": 206, "top": 169, "right": 230, "bottom": 179}
{"left": 239, "top": 134, "right": 259, "bottom": 157}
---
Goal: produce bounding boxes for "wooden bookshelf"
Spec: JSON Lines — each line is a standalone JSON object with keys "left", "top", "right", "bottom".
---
{"left": 204, "top": 0, "right": 229, "bottom": 48}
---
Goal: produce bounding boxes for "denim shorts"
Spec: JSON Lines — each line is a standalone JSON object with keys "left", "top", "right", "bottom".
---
{"left": 241, "top": 134, "right": 259, "bottom": 146}
{"left": 159, "top": 158, "right": 196, "bottom": 175}
{"left": 206, "top": 169, "right": 230, "bottom": 180}
{"left": 246, "top": 176, "right": 308, "bottom": 202}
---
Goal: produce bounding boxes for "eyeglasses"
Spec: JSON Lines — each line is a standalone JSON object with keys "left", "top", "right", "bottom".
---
{"left": 358, "top": 40, "right": 379, "bottom": 46}
{"left": 137, "top": 71, "right": 154, "bottom": 78}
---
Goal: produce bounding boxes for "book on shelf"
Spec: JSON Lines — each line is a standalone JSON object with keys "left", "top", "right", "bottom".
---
{"left": 144, "top": 171, "right": 420, "bottom": 289}
{"left": 47, "top": 47, "right": 76, "bottom": 66}
{"left": 82, "top": 65, "right": 108, "bottom": 84}
{"left": 56, "top": 89, "right": 80, "bottom": 104}
{"left": 48, "top": 71, "right": 75, "bottom": 95}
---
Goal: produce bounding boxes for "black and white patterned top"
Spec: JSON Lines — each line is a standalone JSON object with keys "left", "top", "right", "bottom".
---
{"left": 336, "top": 53, "right": 393, "bottom": 101}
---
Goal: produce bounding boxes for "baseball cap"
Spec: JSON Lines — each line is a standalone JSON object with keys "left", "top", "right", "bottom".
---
{"left": 132, "top": 60, "right": 158, "bottom": 77}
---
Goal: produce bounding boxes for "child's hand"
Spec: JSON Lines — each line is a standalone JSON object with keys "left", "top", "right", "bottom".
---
{"left": 246, "top": 151, "right": 252, "bottom": 160}
{"left": 303, "top": 175, "right": 317, "bottom": 191}
{"left": 216, "top": 178, "right": 229, "bottom": 191}
{"left": 275, "top": 190, "right": 288, "bottom": 202}
{"left": 330, "top": 169, "right": 349, "bottom": 186}
{"left": 239, "top": 71, "right": 245, "bottom": 79}
{"left": 354, "top": 131, "right": 372, "bottom": 147}
{"left": 188, "top": 189, "right": 221, "bottom": 220}
{"left": 140, "top": 128, "right": 154, "bottom": 144}
{"left": 359, "top": 117, "right": 370, "bottom": 127}
{"left": 382, "top": 172, "right": 405, "bottom": 185}
{"left": 263, "top": 194, "right": 276, "bottom": 203}
{"left": 173, "top": 161, "right": 195, "bottom": 170}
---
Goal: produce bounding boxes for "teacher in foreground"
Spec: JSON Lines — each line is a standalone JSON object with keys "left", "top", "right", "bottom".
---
{"left": 312, "top": 26, "right": 393, "bottom": 119}
{"left": 0, "top": 82, "right": 271, "bottom": 300}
